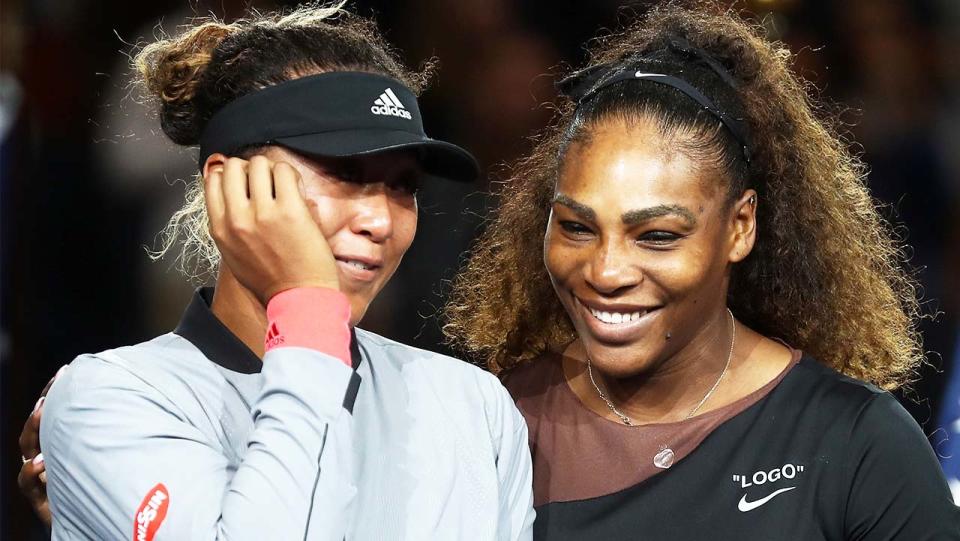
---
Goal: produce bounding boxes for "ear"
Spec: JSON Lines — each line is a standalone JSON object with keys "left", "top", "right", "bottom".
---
{"left": 202, "top": 153, "right": 228, "bottom": 180}
{"left": 728, "top": 189, "right": 758, "bottom": 264}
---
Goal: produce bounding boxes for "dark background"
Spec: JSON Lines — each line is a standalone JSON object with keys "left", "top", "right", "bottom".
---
{"left": 2, "top": 0, "right": 958, "bottom": 538}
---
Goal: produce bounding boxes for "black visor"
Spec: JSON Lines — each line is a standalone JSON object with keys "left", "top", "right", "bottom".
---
{"left": 198, "top": 72, "right": 479, "bottom": 182}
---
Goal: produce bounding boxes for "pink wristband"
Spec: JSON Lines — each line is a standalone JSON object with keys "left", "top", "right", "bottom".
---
{"left": 265, "top": 288, "right": 352, "bottom": 366}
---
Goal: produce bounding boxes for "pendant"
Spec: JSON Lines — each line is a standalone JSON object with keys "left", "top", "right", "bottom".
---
{"left": 653, "top": 447, "right": 675, "bottom": 469}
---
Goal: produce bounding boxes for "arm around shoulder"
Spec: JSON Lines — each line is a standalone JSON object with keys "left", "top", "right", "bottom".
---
{"left": 42, "top": 348, "right": 358, "bottom": 541}
{"left": 42, "top": 354, "right": 226, "bottom": 540}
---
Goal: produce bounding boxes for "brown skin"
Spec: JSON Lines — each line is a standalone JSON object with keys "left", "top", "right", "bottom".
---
{"left": 546, "top": 117, "right": 792, "bottom": 424}
{"left": 19, "top": 146, "right": 420, "bottom": 525}
{"left": 17, "top": 368, "right": 63, "bottom": 527}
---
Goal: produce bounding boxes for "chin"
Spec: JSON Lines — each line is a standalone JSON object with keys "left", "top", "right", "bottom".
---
{"left": 339, "top": 282, "right": 380, "bottom": 321}
{"left": 580, "top": 336, "right": 663, "bottom": 379}
{"left": 347, "top": 301, "right": 370, "bottom": 327}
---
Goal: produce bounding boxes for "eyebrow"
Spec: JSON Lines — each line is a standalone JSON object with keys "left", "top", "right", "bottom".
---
{"left": 622, "top": 204, "right": 698, "bottom": 227}
{"left": 553, "top": 194, "right": 698, "bottom": 227}
{"left": 553, "top": 193, "right": 596, "bottom": 221}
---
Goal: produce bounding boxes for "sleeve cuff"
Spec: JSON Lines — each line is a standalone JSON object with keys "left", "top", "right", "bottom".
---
{"left": 265, "top": 288, "right": 352, "bottom": 366}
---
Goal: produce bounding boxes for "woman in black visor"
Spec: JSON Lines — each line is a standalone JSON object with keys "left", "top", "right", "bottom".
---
{"left": 446, "top": 4, "right": 960, "bottom": 540}
{"left": 18, "top": 4, "right": 533, "bottom": 540}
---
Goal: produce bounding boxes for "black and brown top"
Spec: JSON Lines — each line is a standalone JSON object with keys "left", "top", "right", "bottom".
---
{"left": 502, "top": 352, "right": 960, "bottom": 540}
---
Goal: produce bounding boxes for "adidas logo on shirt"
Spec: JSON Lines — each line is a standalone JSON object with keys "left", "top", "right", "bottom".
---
{"left": 371, "top": 88, "right": 412, "bottom": 119}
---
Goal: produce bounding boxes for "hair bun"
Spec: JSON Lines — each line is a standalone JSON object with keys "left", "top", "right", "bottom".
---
{"left": 135, "top": 22, "right": 236, "bottom": 146}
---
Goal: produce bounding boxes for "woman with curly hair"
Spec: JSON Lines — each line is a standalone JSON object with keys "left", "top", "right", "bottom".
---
{"left": 445, "top": 4, "right": 959, "bottom": 539}
{"left": 16, "top": 3, "right": 534, "bottom": 539}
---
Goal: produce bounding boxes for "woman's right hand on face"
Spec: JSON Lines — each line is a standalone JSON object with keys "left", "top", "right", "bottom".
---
{"left": 205, "top": 156, "right": 340, "bottom": 305}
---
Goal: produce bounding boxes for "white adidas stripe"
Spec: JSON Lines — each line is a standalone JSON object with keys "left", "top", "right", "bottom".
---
{"left": 384, "top": 88, "right": 404, "bottom": 108}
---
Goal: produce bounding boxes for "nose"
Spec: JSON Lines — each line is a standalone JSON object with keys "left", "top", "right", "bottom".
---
{"left": 349, "top": 186, "right": 394, "bottom": 243}
{"left": 585, "top": 238, "right": 643, "bottom": 295}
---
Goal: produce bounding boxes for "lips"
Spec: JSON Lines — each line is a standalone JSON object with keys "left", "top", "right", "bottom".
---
{"left": 586, "top": 306, "right": 648, "bottom": 324}
{"left": 334, "top": 254, "right": 382, "bottom": 282}
{"left": 574, "top": 296, "right": 661, "bottom": 343}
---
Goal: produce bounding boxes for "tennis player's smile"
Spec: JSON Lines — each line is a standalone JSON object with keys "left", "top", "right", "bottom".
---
{"left": 574, "top": 296, "right": 661, "bottom": 344}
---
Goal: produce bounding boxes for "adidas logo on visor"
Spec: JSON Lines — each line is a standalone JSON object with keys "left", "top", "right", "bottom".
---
{"left": 371, "top": 88, "right": 412, "bottom": 119}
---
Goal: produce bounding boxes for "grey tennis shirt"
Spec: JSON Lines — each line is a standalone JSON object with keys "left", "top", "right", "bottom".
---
{"left": 41, "top": 288, "right": 535, "bottom": 540}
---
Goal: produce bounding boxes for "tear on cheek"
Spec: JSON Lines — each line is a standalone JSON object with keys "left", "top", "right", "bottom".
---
{"left": 666, "top": 332, "right": 672, "bottom": 340}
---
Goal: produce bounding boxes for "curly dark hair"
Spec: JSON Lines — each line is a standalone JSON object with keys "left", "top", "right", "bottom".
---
{"left": 444, "top": 2, "right": 923, "bottom": 390}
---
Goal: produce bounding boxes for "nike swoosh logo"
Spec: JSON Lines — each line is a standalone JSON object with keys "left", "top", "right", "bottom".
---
{"left": 737, "top": 486, "right": 797, "bottom": 512}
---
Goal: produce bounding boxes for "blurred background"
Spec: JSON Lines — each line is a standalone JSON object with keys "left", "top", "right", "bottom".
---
{"left": 2, "top": 0, "right": 958, "bottom": 537}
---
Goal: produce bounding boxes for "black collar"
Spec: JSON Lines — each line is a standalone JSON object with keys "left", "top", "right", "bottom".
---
{"left": 174, "top": 287, "right": 362, "bottom": 374}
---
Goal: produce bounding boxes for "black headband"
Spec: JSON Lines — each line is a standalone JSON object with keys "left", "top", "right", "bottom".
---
{"left": 559, "top": 41, "right": 751, "bottom": 163}
{"left": 198, "top": 71, "right": 479, "bottom": 181}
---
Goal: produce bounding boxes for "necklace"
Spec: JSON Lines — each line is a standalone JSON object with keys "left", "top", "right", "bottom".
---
{"left": 586, "top": 308, "right": 736, "bottom": 469}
